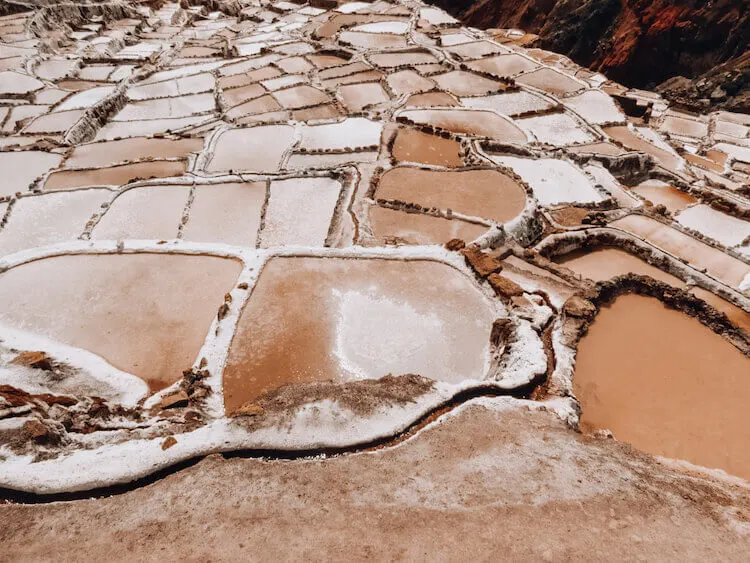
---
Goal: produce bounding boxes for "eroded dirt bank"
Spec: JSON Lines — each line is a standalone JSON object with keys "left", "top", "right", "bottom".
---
{"left": 2, "top": 399, "right": 749, "bottom": 561}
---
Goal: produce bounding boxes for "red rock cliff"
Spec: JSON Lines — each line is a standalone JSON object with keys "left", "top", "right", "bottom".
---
{"left": 430, "top": 0, "right": 749, "bottom": 109}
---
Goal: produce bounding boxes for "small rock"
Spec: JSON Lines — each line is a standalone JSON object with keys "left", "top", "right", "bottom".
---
{"left": 184, "top": 410, "right": 202, "bottom": 423}
{"left": 160, "top": 390, "right": 189, "bottom": 410}
{"left": 490, "top": 318, "right": 512, "bottom": 346}
{"left": 461, "top": 246, "right": 503, "bottom": 277}
{"left": 11, "top": 351, "right": 53, "bottom": 371}
{"left": 0, "top": 417, "right": 30, "bottom": 444}
{"left": 217, "top": 302, "right": 230, "bottom": 321}
{"left": 23, "top": 419, "right": 50, "bottom": 441}
{"left": 487, "top": 273, "right": 524, "bottom": 298}
{"left": 161, "top": 436, "right": 177, "bottom": 450}
{"left": 187, "top": 386, "right": 209, "bottom": 400}
{"left": 444, "top": 238, "right": 465, "bottom": 251}
{"left": 563, "top": 296, "right": 596, "bottom": 320}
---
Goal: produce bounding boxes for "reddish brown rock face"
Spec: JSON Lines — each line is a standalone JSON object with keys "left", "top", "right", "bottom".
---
{"left": 430, "top": 0, "right": 748, "bottom": 107}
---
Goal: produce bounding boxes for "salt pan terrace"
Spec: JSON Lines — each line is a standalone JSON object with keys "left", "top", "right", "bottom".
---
{"left": 0, "top": 0, "right": 748, "bottom": 494}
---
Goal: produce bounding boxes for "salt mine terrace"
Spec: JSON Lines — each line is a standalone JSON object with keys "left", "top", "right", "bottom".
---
{"left": 0, "top": 4, "right": 748, "bottom": 555}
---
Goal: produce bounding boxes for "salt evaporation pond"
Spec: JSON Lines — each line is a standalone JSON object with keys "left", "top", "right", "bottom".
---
{"left": 375, "top": 167, "right": 526, "bottom": 223}
{"left": 222, "top": 257, "right": 496, "bottom": 412}
{"left": 0, "top": 253, "right": 242, "bottom": 391}
{"left": 574, "top": 294, "right": 750, "bottom": 480}
{"left": 557, "top": 247, "right": 750, "bottom": 333}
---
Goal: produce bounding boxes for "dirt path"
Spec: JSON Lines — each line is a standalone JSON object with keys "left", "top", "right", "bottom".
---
{"left": 2, "top": 398, "right": 748, "bottom": 561}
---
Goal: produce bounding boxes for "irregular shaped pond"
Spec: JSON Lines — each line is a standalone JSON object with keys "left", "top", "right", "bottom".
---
{"left": 223, "top": 257, "right": 496, "bottom": 412}
{"left": 0, "top": 253, "right": 242, "bottom": 391}
{"left": 575, "top": 294, "right": 750, "bottom": 480}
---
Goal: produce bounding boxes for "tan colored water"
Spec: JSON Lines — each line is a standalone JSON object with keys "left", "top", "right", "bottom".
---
{"left": 515, "top": 68, "right": 583, "bottom": 95}
{"left": 385, "top": 70, "right": 435, "bottom": 96}
{"left": 630, "top": 181, "right": 696, "bottom": 213}
{"left": 45, "top": 160, "right": 187, "bottom": 190}
{"left": 272, "top": 85, "right": 329, "bottom": 109}
{"left": 369, "top": 205, "right": 487, "bottom": 245}
{"left": 567, "top": 142, "right": 625, "bottom": 156}
{"left": 292, "top": 103, "right": 341, "bottom": 121}
{"left": 307, "top": 54, "right": 349, "bottom": 68}
{"left": 225, "top": 96, "right": 283, "bottom": 121}
{"left": 557, "top": 247, "right": 750, "bottom": 333}
{"left": 684, "top": 152, "right": 724, "bottom": 173}
{"left": 558, "top": 247, "right": 683, "bottom": 286}
{"left": 446, "top": 40, "right": 505, "bottom": 59}
{"left": 338, "top": 31, "right": 407, "bottom": 50}
{"left": 222, "top": 83, "right": 266, "bottom": 108}
{"left": 466, "top": 54, "right": 538, "bottom": 77}
{"left": 432, "top": 71, "right": 501, "bottom": 96}
{"left": 404, "top": 92, "right": 459, "bottom": 108}
{"left": 604, "top": 126, "right": 682, "bottom": 172}
{"left": 376, "top": 167, "right": 526, "bottom": 222}
{"left": 369, "top": 51, "right": 437, "bottom": 67}
{"left": 612, "top": 215, "right": 750, "bottom": 289}
{"left": 391, "top": 129, "right": 463, "bottom": 166}
{"left": 0, "top": 253, "right": 242, "bottom": 391}
{"left": 218, "top": 67, "right": 280, "bottom": 90}
{"left": 575, "top": 294, "right": 750, "bottom": 480}
{"left": 338, "top": 82, "right": 389, "bottom": 111}
{"left": 399, "top": 108, "right": 527, "bottom": 142}
{"left": 321, "top": 70, "right": 383, "bottom": 90}
{"left": 223, "top": 257, "right": 495, "bottom": 412}
{"left": 65, "top": 137, "right": 202, "bottom": 168}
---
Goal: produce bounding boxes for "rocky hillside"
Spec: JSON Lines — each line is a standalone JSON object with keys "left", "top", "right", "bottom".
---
{"left": 430, "top": 0, "right": 749, "bottom": 111}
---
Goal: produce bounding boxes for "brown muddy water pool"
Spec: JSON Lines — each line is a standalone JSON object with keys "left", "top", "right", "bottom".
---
{"left": 404, "top": 92, "right": 459, "bottom": 108}
{"left": 399, "top": 108, "right": 527, "bottom": 143}
{"left": 0, "top": 253, "right": 242, "bottom": 391}
{"left": 630, "top": 180, "right": 696, "bottom": 213}
{"left": 65, "top": 137, "right": 203, "bottom": 168}
{"left": 575, "top": 293, "right": 750, "bottom": 480}
{"left": 222, "top": 257, "right": 496, "bottom": 412}
{"left": 611, "top": 215, "right": 750, "bottom": 289}
{"left": 603, "top": 126, "right": 682, "bottom": 173}
{"left": 369, "top": 205, "right": 487, "bottom": 245}
{"left": 338, "top": 82, "right": 390, "bottom": 111}
{"left": 376, "top": 167, "right": 526, "bottom": 223}
{"left": 44, "top": 160, "right": 187, "bottom": 190}
{"left": 391, "top": 129, "right": 463, "bottom": 167}
{"left": 432, "top": 70, "right": 502, "bottom": 97}
{"left": 556, "top": 247, "right": 750, "bottom": 333}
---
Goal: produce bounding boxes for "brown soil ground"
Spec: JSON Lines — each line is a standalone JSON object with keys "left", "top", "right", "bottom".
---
{"left": 2, "top": 400, "right": 748, "bottom": 560}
